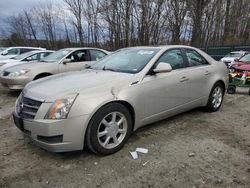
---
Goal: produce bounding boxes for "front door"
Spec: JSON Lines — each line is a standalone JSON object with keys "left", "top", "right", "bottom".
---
{"left": 59, "top": 50, "right": 92, "bottom": 73}
{"left": 141, "top": 49, "right": 191, "bottom": 119}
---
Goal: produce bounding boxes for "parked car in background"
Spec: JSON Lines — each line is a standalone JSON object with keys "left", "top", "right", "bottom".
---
{"left": 229, "top": 53, "right": 250, "bottom": 68}
{"left": 228, "top": 53, "right": 250, "bottom": 94}
{"left": 0, "top": 50, "right": 54, "bottom": 71}
{"left": 13, "top": 45, "right": 228, "bottom": 154}
{"left": 220, "top": 51, "right": 249, "bottom": 66}
{"left": 0, "top": 48, "right": 109, "bottom": 90}
{"left": 0, "top": 47, "right": 46, "bottom": 60}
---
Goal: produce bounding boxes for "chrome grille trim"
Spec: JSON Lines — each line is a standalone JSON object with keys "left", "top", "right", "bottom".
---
{"left": 17, "top": 94, "right": 43, "bottom": 120}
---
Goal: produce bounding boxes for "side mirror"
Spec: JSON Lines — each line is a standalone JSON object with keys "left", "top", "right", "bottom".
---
{"left": 153, "top": 62, "right": 172, "bottom": 73}
{"left": 62, "top": 58, "right": 71, "bottom": 65}
{"left": 1, "top": 51, "right": 7, "bottom": 56}
{"left": 234, "top": 58, "right": 239, "bottom": 62}
{"left": 26, "top": 57, "right": 32, "bottom": 61}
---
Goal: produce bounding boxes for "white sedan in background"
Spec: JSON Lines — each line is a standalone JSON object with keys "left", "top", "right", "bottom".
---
{"left": 0, "top": 47, "right": 46, "bottom": 60}
{"left": 0, "top": 50, "right": 54, "bottom": 73}
{"left": 220, "top": 51, "right": 249, "bottom": 66}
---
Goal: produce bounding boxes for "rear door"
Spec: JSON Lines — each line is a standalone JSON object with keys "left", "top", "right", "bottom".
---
{"left": 182, "top": 48, "right": 212, "bottom": 101}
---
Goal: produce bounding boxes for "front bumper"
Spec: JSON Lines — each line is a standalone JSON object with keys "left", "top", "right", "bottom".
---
{"left": 13, "top": 112, "right": 89, "bottom": 152}
{"left": 0, "top": 75, "right": 31, "bottom": 90}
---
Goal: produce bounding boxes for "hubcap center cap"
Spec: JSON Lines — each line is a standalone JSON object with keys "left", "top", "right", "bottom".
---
{"left": 108, "top": 123, "right": 118, "bottom": 137}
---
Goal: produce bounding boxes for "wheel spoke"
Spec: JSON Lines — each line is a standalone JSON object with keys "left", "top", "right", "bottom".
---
{"left": 111, "top": 112, "right": 117, "bottom": 123}
{"left": 117, "top": 117, "right": 124, "bottom": 126}
{"left": 102, "top": 119, "right": 110, "bottom": 127}
{"left": 103, "top": 136, "right": 111, "bottom": 146}
{"left": 118, "top": 128, "right": 126, "bottom": 134}
{"left": 212, "top": 98, "right": 216, "bottom": 104}
{"left": 98, "top": 130, "right": 108, "bottom": 137}
{"left": 112, "top": 136, "right": 118, "bottom": 144}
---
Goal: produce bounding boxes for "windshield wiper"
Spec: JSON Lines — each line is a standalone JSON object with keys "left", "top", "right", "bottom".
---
{"left": 102, "top": 66, "right": 116, "bottom": 72}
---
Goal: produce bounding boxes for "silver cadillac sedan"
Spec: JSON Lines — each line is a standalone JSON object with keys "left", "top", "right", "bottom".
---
{"left": 13, "top": 45, "right": 228, "bottom": 154}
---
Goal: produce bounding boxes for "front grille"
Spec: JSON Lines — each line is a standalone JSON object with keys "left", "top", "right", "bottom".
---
{"left": 3, "top": 71, "right": 10, "bottom": 76}
{"left": 17, "top": 94, "right": 43, "bottom": 120}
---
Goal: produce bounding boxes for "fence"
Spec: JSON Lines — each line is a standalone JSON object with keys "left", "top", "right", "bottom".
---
{"left": 199, "top": 45, "right": 250, "bottom": 60}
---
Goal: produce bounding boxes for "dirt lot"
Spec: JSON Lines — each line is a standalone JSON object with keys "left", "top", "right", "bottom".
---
{"left": 0, "top": 85, "right": 250, "bottom": 188}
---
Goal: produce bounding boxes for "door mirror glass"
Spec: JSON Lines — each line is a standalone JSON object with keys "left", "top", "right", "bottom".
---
{"left": 26, "top": 57, "right": 32, "bottom": 61}
{"left": 1, "top": 50, "right": 7, "bottom": 55}
{"left": 153, "top": 62, "right": 172, "bottom": 73}
{"left": 62, "top": 58, "right": 71, "bottom": 65}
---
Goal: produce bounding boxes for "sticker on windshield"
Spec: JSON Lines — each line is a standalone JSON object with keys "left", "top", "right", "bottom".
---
{"left": 137, "top": 50, "right": 154, "bottom": 55}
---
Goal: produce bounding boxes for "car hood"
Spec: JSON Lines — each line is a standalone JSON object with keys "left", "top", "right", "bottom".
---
{"left": 0, "top": 55, "right": 16, "bottom": 60}
{"left": 5, "top": 62, "right": 54, "bottom": 72}
{"left": 23, "top": 70, "right": 136, "bottom": 102}
{"left": 0, "top": 59, "right": 18, "bottom": 65}
{"left": 0, "top": 61, "right": 26, "bottom": 73}
{"left": 232, "top": 63, "right": 250, "bottom": 71}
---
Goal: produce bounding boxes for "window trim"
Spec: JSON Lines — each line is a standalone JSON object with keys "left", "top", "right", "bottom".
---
{"left": 89, "top": 49, "right": 107, "bottom": 61}
{"left": 182, "top": 48, "right": 210, "bottom": 67}
{"left": 65, "top": 49, "right": 91, "bottom": 63}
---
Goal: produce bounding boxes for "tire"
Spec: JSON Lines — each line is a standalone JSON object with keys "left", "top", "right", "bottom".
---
{"left": 34, "top": 74, "right": 52, "bottom": 80}
{"left": 85, "top": 103, "right": 132, "bottom": 155}
{"left": 206, "top": 82, "right": 224, "bottom": 112}
{"left": 248, "top": 89, "right": 250, "bottom": 95}
{"left": 227, "top": 86, "right": 236, "bottom": 94}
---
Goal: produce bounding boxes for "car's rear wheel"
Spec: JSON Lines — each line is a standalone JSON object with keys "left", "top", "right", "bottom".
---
{"left": 227, "top": 86, "right": 236, "bottom": 94}
{"left": 206, "top": 83, "right": 224, "bottom": 112}
{"left": 85, "top": 103, "right": 132, "bottom": 155}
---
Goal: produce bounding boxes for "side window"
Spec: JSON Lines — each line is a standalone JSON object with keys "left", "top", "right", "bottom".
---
{"left": 186, "top": 49, "right": 208, "bottom": 67}
{"left": 156, "top": 49, "right": 185, "bottom": 70}
{"left": 40, "top": 52, "right": 51, "bottom": 60}
{"left": 90, "top": 50, "right": 106, "bottom": 61}
{"left": 7, "top": 48, "right": 20, "bottom": 55}
{"left": 67, "top": 50, "right": 88, "bottom": 62}
{"left": 20, "top": 48, "right": 33, "bottom": 54}
{"left": 29, "top": 54, "right": 39, "bottom": 61}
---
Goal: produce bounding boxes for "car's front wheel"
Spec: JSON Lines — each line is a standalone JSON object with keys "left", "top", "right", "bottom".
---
{"left": 85, "top": 103, "right": 132, "bottom": 155}
{"left": 206, "top": 82, "right": 224, "bottom": 112}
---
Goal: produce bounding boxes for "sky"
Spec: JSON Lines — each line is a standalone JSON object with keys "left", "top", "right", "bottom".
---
{"left": 0, "top": 0, "right": 64, "bottom": 28}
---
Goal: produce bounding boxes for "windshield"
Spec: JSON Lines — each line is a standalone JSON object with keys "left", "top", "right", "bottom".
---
{"left": 91, "top": 48, "right": 160, "bottom": 74}
{"left": 42, "top": 49, "right": 71, "bottom": 62}
{"left": 11, "top": 51, "right": 38, "bottom": 60}
{"left": 239, "top": 53, "right": 250, "bottom": 63}
{"left": 225, "top": 52, "right": 244, "bottom": 58}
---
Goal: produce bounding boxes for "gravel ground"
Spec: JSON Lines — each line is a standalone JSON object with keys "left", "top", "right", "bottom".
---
{"left": 0, "top": 86, "right": 250, "bottom": 188}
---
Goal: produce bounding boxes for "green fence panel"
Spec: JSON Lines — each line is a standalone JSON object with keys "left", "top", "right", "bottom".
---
{"left": 200, "top": 45, "right": 250, "bottom": 60}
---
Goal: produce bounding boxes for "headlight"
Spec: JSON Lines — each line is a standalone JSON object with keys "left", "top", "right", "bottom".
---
{"left": 45, "top": 93, "right": 78, "bottom": 119}
{"left": 229, "top": 68, "right": 235, "bottom": 73}
{"left": 9, "top": 69, "right": 30, "bottom": 77}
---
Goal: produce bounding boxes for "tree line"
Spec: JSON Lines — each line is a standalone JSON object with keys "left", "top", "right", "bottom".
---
{"left": 1, "top": 0, "right": 249, "bottom": 50}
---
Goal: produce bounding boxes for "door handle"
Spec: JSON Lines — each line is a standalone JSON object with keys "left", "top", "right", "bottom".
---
{"left": 180, "top": 76, "right": 189, "bottom": 82}
{"left": 205, "top": 71, "right": 211, "bottom": 76}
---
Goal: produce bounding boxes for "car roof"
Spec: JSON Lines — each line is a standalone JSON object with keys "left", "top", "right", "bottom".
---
{"left": 26, "top": 50, "right": 54, "bottom": 54}
{"left": 122, "top": 45, "right": 200, "bottom": 50}
{"left": 5, "top": 46, "right": 46, "bottom": 50}
{"left": 229, "top": 51, "right": 249, "bottom": 53}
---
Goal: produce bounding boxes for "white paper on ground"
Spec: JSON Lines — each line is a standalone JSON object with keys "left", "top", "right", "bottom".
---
{"left": 130, "top": 151, "right": 138, "bottom": 159}
{"left": 136, "top": 148, "right": 148, "bottom": 154}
